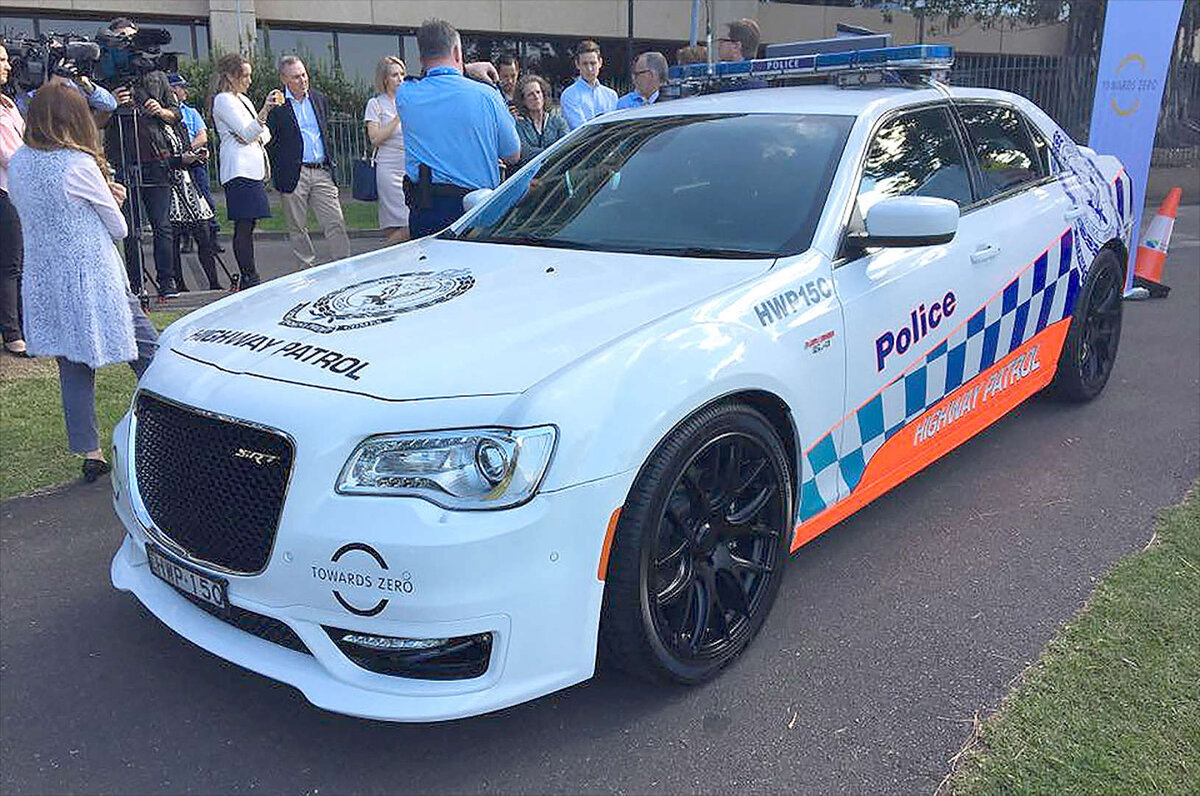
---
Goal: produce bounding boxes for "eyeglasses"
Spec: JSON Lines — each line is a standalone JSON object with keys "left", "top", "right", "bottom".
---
{"left": 633, "top": 69, "right": 653, "bottom": 77}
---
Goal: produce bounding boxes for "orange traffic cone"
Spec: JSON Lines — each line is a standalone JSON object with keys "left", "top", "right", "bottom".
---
{"left": 1133, "top": 187, "right": 1182, "bottom": 299}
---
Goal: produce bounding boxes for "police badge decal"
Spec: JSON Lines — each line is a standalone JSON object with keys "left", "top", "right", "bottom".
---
{"left": 281, "top": 270, "right": 475, "bottom": 334}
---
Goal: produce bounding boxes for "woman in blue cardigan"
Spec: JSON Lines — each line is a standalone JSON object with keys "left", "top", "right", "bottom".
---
{"left": 8, "top": 84, "right": 158, "bottom": 482}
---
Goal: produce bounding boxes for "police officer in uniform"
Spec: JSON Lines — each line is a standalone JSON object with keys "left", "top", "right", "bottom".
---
{"left": 397, "top": 19, "right": 521, "bottom": 238}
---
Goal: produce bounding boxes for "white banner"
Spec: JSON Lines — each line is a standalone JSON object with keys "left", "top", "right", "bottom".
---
{"left": 1088, "top": 0, "right": 1184, "bottom": 290}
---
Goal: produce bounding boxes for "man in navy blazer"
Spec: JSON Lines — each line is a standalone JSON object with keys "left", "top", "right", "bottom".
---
{"left": 266, "top": 55, "right": 350, "bottom": 268}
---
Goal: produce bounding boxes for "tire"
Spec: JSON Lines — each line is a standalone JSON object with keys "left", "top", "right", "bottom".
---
{"left": 1049, "top": 248, "right": 1124, "bottom": 402}
{"left": 599, "top": 401, "right": 793, "bottom": 684}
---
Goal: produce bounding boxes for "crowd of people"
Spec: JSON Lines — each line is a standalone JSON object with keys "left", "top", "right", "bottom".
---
{"left": 0, "top": 14, "right": 762, "bottom": 479}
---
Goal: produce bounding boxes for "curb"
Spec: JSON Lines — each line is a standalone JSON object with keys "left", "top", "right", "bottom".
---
{"left": 240, "top": 229, "right": 387, "bottom": 241}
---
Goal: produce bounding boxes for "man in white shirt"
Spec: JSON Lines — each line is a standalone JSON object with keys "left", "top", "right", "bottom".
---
{"left": 559, "top": 40, "right": 618, "bottom": 131}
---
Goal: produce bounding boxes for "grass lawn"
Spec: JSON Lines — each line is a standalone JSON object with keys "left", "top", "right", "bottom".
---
{"left": 0, "top": 310, "right": 189, "bottom": 500}
{"left": 948, "top": 486, "right": 1200, "bottom": 795}
{"left": 212, "top": 198, "right": 378, "bottom": 234}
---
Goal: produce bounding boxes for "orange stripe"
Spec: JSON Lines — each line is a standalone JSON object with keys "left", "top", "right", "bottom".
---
{"left": 596, "top": 508, "right": 622, "bottom": 581}
{"left": 791, "top": 318, "right": 1073, "bottom": 551}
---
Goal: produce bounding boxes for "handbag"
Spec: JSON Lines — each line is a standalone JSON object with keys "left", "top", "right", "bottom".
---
{"left": 352, "top": 150, "right": 378, "bottom": 202}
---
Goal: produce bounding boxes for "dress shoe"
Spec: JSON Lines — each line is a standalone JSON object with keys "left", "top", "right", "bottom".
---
{"left": 3, "top": 340, "right": 31, "bottom": 358}
{"left": 82, "top": 458, "right": 112, "bottom": 483}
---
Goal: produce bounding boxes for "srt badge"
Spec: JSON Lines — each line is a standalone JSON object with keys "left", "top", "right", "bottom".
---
{"left": 281, "top": 270, "right": 475, "bottom": 334}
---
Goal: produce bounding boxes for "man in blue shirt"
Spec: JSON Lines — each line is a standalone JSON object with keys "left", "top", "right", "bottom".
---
{"left": 16, "top": 72, "right": 117, "bottom": 117}
{"left": 266, "top": 55, "right": 350, "bottom": 268}
{"left": 559, "top": 40, "right": 618, "bottom": 130}
{"left": 396, "top": 19, "right": 521, "bottom": 238}
{"left": 616, "top": 52, "right": 667, "bottom": 110}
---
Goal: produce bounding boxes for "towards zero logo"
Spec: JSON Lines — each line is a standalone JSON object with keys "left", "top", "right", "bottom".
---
{"left": 311, "top": 542, "right": 414, "bottom": 617}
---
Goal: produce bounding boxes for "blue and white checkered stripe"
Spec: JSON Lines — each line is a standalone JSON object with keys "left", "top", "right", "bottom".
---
{"left": 799, "top": 228, "right": 1080, "bottom": 520}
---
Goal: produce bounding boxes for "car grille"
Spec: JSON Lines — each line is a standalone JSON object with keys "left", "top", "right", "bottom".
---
{"left": 134, "top": 393, "right": 294, "bottom": 574}
{"left": 177, "top": 590, "right": 311, "bottom": 655}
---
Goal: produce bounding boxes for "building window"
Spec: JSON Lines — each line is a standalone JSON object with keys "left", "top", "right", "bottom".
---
{"left": 334, "top": 31, "right": 403, "bottom": 89}
{"left": 263, "top": 27, "right": 336, "bottom": 67}
{"left": 0, "top": 16, "right": 35, "bottom": 38}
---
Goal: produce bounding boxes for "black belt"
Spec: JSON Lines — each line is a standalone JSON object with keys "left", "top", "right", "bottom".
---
{"left": 403, "top": 164, "right": 472, "bottom": 211}
{"left": 302, "top": 161, "right": 328, "bottom": 169}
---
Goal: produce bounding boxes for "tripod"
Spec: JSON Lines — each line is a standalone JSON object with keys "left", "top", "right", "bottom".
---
{"left": 113, "top": 101, "right": 162, "bottom": 309}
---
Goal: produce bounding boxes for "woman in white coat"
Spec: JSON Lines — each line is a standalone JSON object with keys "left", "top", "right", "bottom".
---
{"left": 8, "top": 84, "right": 158, "bottom": 482}
{"left": 210, "top": 53, "right": 283, "bottom": 288}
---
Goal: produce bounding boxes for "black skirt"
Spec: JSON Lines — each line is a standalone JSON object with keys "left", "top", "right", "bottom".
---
{"left": 223, "top": 176, "right": 271, "bottom": 221}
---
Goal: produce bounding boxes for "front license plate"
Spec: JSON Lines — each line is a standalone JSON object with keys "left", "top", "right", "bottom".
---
{"left": 146, "top": 543, "right": 229, "bottom": 611}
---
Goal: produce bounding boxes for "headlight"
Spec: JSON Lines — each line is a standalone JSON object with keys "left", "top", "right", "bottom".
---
{"left": 336, "top": 426, "right": 557, "bottom": 510}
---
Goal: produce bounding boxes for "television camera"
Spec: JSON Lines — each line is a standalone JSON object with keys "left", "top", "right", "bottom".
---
{"left": 3, "top": 26, "right": 177, "bottom": 97}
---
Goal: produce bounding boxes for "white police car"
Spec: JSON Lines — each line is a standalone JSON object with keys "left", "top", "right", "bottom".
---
{"left": 109, "top": 45, "right": 1134, "bottom": 721}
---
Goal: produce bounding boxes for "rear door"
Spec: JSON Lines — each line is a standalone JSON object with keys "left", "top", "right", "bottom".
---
{"left": 950, "top": 101, "right": 1076, "bottom": 377}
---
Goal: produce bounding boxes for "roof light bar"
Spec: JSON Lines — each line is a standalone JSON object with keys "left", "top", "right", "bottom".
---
{"left": 666, "top": 44, "right": 954, "bottom": 93}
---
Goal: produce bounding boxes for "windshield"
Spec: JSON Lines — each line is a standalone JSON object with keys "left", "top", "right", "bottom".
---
{"left": 453, "top": 113, "right": 853, "bottom": 258}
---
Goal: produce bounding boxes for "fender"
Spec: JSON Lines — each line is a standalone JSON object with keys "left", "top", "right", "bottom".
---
{"left": 512, "top": 254, "right": 846, "bottom": 495}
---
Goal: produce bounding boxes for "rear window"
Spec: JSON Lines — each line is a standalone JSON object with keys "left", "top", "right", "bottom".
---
{"left": 957, "top": 104, "right": 1048, "bottom": 198}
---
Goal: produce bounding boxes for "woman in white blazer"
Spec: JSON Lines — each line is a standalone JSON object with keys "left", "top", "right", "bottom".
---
{"left": 210, "top": 53, "right": 283, "bottom": 288}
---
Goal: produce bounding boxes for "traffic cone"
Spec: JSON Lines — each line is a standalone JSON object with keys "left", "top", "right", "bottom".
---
{"left": 1133, "top": 187, "right": 1182, "bottom": 299}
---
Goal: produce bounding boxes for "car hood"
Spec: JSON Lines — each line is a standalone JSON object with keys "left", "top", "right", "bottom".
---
{"left": 167, "top": 238, "right": 771, "bottom": 401}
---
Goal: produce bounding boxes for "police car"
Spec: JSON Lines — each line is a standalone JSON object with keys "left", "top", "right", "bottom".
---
{"left": 109, "top": 44, "right": 1134, "bottom": 722}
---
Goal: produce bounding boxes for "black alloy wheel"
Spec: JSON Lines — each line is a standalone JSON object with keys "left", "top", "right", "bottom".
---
{"left": 600, "top": 402, "right": 793, "bottom": 684}
{"left": 1051, "top": 249, "right": 1124, "bottom": 402}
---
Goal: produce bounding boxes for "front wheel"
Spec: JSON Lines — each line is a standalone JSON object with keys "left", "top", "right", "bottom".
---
{"left": 1049, "top": 249, "right": 1124, "bottom": 402}
{"left": 600, "top": 402, "right": 793, "bottom": 684}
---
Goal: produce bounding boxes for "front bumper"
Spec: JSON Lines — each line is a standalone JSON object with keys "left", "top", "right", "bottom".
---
{"left": 108, "top": 396, "right": 632, "bottom": 722}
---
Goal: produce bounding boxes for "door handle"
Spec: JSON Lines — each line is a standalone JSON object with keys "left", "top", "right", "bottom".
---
{"left": 970, "top": 244, "right": 1002, "bottom": 264}
{"left": 1064, "top": 205, "right": 1087, "bottom": 220}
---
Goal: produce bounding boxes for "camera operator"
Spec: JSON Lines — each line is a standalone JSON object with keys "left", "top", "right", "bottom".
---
{"left": 99, "top": 17, "right": 181, "bottom": 296}
{"left": 15, "top": 69, "right": 117, "bottom": 118}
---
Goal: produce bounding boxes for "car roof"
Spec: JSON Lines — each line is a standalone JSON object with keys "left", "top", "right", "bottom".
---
{"left": 608, "top": 83, "right": 1030, "bottom": 124}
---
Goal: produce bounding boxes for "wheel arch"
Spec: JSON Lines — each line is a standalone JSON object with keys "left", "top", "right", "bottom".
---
{"left": 1101, "top": 237, "right": 1130, "bottom": 281}
{"left": 626, "top": 388, "right": 803, "bottom": 511}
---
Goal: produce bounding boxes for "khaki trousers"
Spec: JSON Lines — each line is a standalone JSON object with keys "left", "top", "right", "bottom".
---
{"left": 280, "top": 166, "right": 351, "bottom": 269}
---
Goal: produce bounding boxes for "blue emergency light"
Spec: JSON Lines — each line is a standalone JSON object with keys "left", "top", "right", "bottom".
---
{"left": 666, "top": 43, "right": 954, "bottom": 95}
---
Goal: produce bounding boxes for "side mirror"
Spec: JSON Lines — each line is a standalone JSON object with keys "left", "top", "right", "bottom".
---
{"left": 848, "top": 196, "right": 959, "bottom": 251}
{"left": 462, "top": 188, "right": 494, "bottom": 213}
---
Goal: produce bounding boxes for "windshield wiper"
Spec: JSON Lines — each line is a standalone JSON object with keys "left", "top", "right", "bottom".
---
{"left": 475, "top": 234, "right": 594, "bottom": 251}
{"left": 636, "top": 246, "right": 775, "bottom": 259}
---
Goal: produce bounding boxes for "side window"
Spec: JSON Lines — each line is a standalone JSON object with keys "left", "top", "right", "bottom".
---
{"left": 957, "top": 104, "right": 1048, "bottom": 199}
{"left": 856, "top": 106, "right": 973, "bottom": 218}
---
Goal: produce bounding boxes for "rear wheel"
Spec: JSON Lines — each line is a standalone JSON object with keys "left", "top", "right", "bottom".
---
{"left": 600, "top": 402, "right": 793, "bottom": 684}
{"left": 1050, "top": 249, "right": 1124, "bottom": 402}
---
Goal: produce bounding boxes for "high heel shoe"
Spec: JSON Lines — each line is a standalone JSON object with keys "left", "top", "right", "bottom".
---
{"left": 82, "top": 458, "right": 112, "bottom": 483}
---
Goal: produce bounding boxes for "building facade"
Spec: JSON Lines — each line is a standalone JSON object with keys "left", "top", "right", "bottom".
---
{"left": 3, "top": 0, "right": 1070, "bottom": 93}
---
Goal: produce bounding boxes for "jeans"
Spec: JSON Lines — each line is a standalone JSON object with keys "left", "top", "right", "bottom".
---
{"left": 56, "top": 293, "right": 158, "bottom": 453}
{"left": 120, "top": 164, "right": 175, "bottom": 294}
